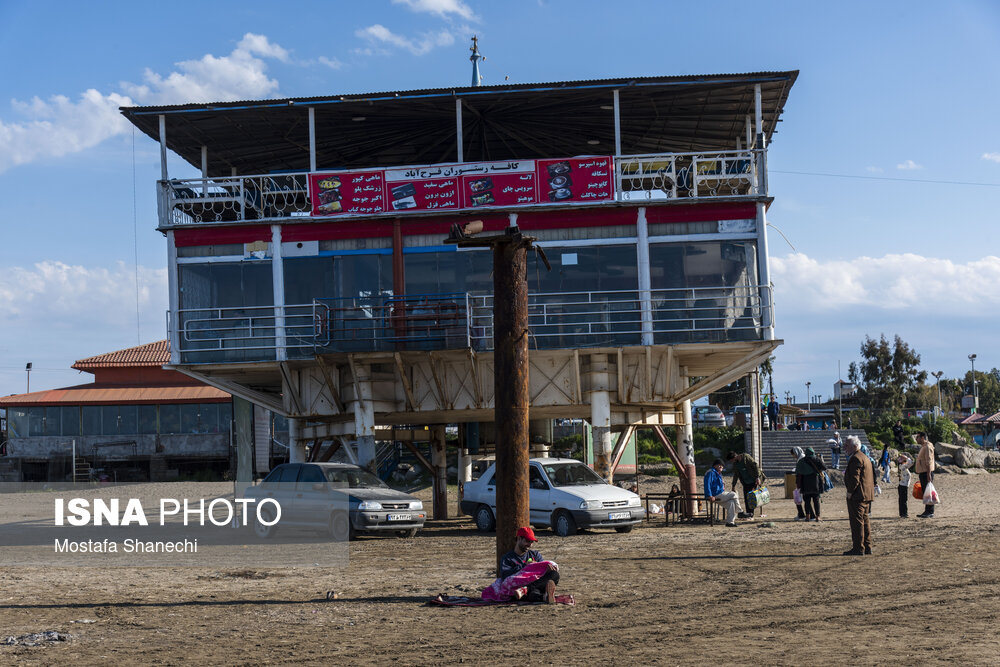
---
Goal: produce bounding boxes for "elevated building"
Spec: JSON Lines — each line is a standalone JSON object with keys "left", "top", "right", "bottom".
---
{"left": 120, "top": 71, "right": 796, "bottom": 504}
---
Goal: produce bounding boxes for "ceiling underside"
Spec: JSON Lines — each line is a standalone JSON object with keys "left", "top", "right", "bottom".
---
{"left": 122, "top": 72, "right": 797, "bottom": 176}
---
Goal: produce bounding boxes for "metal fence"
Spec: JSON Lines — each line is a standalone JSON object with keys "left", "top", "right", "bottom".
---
{"left": 159, "top": 150, "right": 764, "bottom": 225}
{"left": 172, "top": 285, "right": 770, "bottom": 362}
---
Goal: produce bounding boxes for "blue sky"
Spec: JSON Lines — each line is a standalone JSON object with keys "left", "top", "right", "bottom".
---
{"left": 1, "top": 0, "right": 998, "bottom": 403}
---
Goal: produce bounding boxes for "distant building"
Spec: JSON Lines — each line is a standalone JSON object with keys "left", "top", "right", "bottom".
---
{"left": 0, "top": 341, "right": 233, "bottom": 482}
{"left": 833, "top": 380, "right": 856, "bottom": 400}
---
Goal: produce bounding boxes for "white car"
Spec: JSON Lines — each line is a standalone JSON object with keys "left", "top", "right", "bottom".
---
{"left": 460, "top": 457, "right": 645, "bottom": 536}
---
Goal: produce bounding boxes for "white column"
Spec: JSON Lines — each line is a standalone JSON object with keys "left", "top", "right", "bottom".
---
{"left": 590, "top": 354, "right": 613, "bottom": 479}
{"left": 681, "top": 399, "right": 695, "bottom": 467}
{"left": 288, "top": 418, "right": 307, "bottom": 462}
{"left": 636, "top": 207, "right": 653, "bottom": 345}
{"left": 271, "top": 225, "right": 287, "bottom": 360}
{"left": 158, "top": 115, "right": 168, "bottom": 181}
{"left": 756, "top": 202, "right": 774, "bottom": 339}
{"left": 166, "top": 230, "right": 180, "bottom": 365}
{"left": 456, "top": 98, "right": 464, "bottom": 162}
{"left": 308, "top": 107, "right": 317, "bottom": 172}
{"left": 200, "top": 146, "right": 208, "bottom": 195}
{"left": 353, "top": 362, "right": 376, "bottom": 471}
{"left": 613, "top": 89, "right": 621, "bottom": 156}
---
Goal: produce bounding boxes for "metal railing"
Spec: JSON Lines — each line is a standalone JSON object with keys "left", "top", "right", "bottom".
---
{"left": 158, "top": 150, "right": 764, "bottom": 226}
{"left": 171, "top": 285, "right": 770, "bottom": 363}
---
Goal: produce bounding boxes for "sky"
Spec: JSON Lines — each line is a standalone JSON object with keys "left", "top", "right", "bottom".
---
{"left": 0, "top": 0, "right": 998, "bottom": 405}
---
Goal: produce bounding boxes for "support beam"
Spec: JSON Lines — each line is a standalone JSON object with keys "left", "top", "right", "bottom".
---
{"left": 314, "top": 355, "right": 346, "bottom": 413}
{"left": 400, "top": 438, "right": 434, "bottom": 475}
{"left": 278, "top": 361, "right": 302, "bottom": 414}
{"left": 170, "top": 368, "right": 284, "bottom": 413}
{"left": 158, "top": 115, "right": 168, "bottom": 181}
{"left": 317, "top": 439, "right": 342, "bottom": 462}
{"left": 609, "top": 424, "right": 636, "bottom": 480}
{"left": 456, "top": 98, "right": 464, "bottom": 162}
{"left": 612, "top": 89, "right": 621, "bottom": 156}
{"left": 308, "top": 106, "right": 317, "bottom": 172}
{"left": 636, "top": 207, "right": 653, "bottom": 346}
{"left": 431, "top": 425, "right": 448, "bottom": 520}
{"left": 272, "top": 225, "right": 287, "bottom": 361}
{"left": 288, "top": 418, "right": 307, "bottom": 462}
{"left": 348, "top": 357, "right": 376, "bottom": 472}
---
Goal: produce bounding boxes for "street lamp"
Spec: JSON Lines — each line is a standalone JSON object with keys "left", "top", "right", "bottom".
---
{"left": 25, "top": 362, "right": 32, "bottom": 393}
{"left": 805, "top": 381, "right": 811, "bottom": 413}
{"left": 969, "top": 354, "right": 978, "bottom": 412}
{"left": 931, "top": 371, "right": 944, "bottom": 419}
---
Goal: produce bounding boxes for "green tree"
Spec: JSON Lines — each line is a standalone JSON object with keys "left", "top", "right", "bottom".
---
{"left": 856, "top": 334, "right": 927, "bottom": 414}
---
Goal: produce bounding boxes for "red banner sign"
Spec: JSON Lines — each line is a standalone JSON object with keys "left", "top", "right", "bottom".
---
{"left": 308, "top": 156, "right": 614, "bottom": 218}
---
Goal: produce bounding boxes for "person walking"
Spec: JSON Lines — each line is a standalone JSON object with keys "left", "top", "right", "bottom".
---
{"left": 790, "top": 446, "right": 807, "bottom": 521}
{"left": 843, "top": 435, "right": 875, "bottom": 556}
{"left": 795, "top": 447, "right": 827, "bottom": 521}
{"left": 914, "top": 431, "right": 936, "bottom": 519}
{"left": 896, "top": 453, "right": 913, "bottom": 518}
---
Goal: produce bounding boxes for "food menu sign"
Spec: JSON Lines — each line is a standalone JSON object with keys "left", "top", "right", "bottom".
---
{"left": 308, "top": 156, "right": 614, "bottom": 217}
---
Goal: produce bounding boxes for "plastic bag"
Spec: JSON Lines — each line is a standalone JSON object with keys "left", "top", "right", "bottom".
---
{"left": 912, "top": 481, "right": 923, "bottom": 500}
{"left": 923, "top": 481, "right": 940, "bottom": 505}
{"left": 793, "top": 488, "right": 802, "bottom": 504}
{"left": 822, "top": 471, "right": 834, "bottom": 492}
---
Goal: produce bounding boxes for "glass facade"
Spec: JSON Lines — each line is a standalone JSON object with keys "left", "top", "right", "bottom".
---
{"left": 4, "top": 403, "right": 232, "bottom": 438}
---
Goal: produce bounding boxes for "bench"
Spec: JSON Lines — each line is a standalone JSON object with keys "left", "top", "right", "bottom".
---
{"left": 644, "top": 493, "right": 722, "bottom": 526}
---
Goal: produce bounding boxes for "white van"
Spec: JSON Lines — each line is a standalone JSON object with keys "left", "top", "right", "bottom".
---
{"left": 461, "top": 457, "right": 644, "bottom": 536}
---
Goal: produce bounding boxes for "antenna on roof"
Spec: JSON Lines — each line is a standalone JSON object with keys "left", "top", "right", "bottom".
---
{"left": 470, "top": 35, "right": 484, "bottom": 86}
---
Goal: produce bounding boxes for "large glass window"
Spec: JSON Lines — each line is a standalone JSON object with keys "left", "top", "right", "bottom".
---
{"left": 138, "top": 405, "right": 158, "bottom": 435}
{"left": 160, "top": 404, "right": 180, "bottom": 434}
{"left": 404, "top": 249, "right": 492, "bottom": 296}
{"left": 102, "top": 406, "right": 120, "bottom": 436}
{"left": 43, "top": 407, "right": 61, "bottom": 436}
{"left": 27, "top": 408, "right": 44, "bottom": 437}
{"left": 60, "top": 406, "right": 80, "bottom": 437}
{"left": 82, "top": 407, "right": 102, "bottom": 435}
{"left": 7, "top": 408, "right": 28, "bottom": 438}
{"left": 180, "top": 404, "right": 201, "bottom": 433}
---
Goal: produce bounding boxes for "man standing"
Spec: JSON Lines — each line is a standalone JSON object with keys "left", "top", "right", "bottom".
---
{"left": 914, "top": 431, "right": 936, "bottom": 519}
{"left": 498, "top": 526, "right": 560, "bottom": 603}
{"left": 767, "top": 398, "right": 780, "bottom": 431}
{"left": 727, "top": 451, "right": 764, "bottom": 518}
{"left": 843, "top": 435, "right": 875, "bottom": 556}
{"left": 704, "top": 459, "right": 742, "bottom": 527}
{"left": 828, "top": 432, "right": 843, "bottom": 470}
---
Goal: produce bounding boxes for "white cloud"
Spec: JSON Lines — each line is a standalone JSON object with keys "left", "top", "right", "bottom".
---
{"left": 771, "top": 252, "right": 1000, "bottom": 313}
{"left": 865, "top": 166, "right": 883, "bottom": 173}
{"left": 121, "top": 32, "right": 287, "bottom": 104}
{"left": 0, "top": 261, "right": 167, "bottom": 328}
{"left": 0, "top": 89, "right": 133, "bottom": 173}
{"left": 317, "top": 56, "right": 344, "bottom": 70}
{"left": 355, "top": 24, "right": 456, "bottom": 56}
{"left": 0, "top": 33, "right": 293, "bottom": 174}
{"left": 982, "top": 152, "right": 1000, "bottom": 163}
{"left": 391, "top": 0, "right": 476, "bottom": 20}
{"left": 896, "top": 159, "right": 922, "bottom": 170}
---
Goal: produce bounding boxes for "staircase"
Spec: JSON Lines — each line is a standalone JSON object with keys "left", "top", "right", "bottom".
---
{"left": 73, "top": 456, "right": 91, "bottom": 484}
{"left": 760, "top": 430, "right": 871, "bottom": 477}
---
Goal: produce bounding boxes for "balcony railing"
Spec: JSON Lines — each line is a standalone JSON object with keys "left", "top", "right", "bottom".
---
{"left": 159, "top": 150, "right": 763, "bottom": 225}
{"left": 171, "top": 285, "right": 771, "bottom": 364}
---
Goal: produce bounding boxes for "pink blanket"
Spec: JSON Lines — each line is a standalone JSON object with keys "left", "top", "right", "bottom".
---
{"left": 481, "top": 560, "right": 556, "bottom": 601}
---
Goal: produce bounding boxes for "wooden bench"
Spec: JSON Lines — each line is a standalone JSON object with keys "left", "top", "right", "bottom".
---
{"left": 644, "top": 493, "right": 722, "bottom": 526}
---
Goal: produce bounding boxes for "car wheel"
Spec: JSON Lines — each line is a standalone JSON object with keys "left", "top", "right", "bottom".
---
{"left": 475, "top": 505, "right": 496, "bottom": 532}
{"left": 254, "top": 507, "right": 279, "bottom": 539}
{"left": 614, "top": 525, "right": 633, "bottom": 534}
{"left": 397, "top": 528, "right": 418, "bottom": 538}
{"left": 553, "top": 511, "right": 577, "bottom": 537}
{"left": 328, "top": 511, "right": 351, "bottom": 541}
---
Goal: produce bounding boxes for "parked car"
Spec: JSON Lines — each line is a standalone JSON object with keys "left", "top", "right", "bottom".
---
{"left": 693, "top": 404, "right": 727, "bottom": 428}
{"left": 461, "top": 457, "right": 645, "bottom": 537}
{"left": 245, "top": 462, "right": 426, "bottom": 539}
{"left": 729, "top": 405, "right": 769, "bottom": 430}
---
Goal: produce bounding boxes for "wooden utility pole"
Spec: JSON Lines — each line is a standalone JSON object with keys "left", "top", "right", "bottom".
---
{"left": 446, "top": 222, "right": 543, "bottom": 571}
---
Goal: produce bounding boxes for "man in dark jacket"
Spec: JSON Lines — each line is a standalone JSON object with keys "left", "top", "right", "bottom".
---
{"left": 498, "top": 526, "right": 559, "bottom": 602}
{"left": 843, "top": 435, "right": 875, "bottom": 555}
{"left": 727, "top": 451, "right": 764, "bottom": 518}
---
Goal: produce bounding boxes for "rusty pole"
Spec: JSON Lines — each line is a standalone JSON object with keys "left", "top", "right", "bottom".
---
{"left": 492, "top": 232, "right": 531, "bottom": 571}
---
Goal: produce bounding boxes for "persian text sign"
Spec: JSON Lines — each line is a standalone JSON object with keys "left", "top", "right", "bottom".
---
{"left": 308, "top": 156, "right": 614, "bottom": 217}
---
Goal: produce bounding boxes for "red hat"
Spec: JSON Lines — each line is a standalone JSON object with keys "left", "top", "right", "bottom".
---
{"left": 516, "top": 526, "right": 537, "bottom": 542}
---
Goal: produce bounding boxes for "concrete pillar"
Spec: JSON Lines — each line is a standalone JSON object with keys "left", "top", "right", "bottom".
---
{"left": 590, "top": 355, "right": 613, "bottom": 479}
{"left": 529, "top": 419, "right": 553, "bottom": 458}
{"left": 681, "top": 398, "right": 697, "bottom": 513}
{"left": 457, "top": 447, "right": 472, "bottom": 515}
{"left": 352, "top": 362, "right": 376, "bottom": 472}
{"left": 288, "top": 418, "right": 307, "bottom": 463}
{"left": 431, "top": 425, "right": 448, "bottom": 520}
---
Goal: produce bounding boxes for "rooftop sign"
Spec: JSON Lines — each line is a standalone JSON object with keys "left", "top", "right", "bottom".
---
{"left": 308, "top": 155, "right": 614, "bottom": 217}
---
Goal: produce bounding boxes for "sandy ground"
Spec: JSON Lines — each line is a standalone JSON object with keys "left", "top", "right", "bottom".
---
{"left": 2, "top": 471, "right": 999, "bottom": 665}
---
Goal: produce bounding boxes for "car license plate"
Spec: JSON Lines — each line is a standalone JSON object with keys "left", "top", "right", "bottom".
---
{"left": 608, "top": 511, "right": 631, "bottom": 520}
{"left": 386, "top": 514, "right": 412, "bottom": 521}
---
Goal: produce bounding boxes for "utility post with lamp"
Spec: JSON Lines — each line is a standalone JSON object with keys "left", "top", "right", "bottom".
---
{"left": 446, "top": 219, "right": 550, "bottom": 570}
{"left": 969, "top": 354, "right": 979, "bottom": 413}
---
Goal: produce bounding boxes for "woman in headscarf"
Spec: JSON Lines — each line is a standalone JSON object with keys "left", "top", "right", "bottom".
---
{"left": 790, "top": 447, "right": 807, "bottom": 521}
{"left": 795, "top": 447, "right": 828, "bottom": 521}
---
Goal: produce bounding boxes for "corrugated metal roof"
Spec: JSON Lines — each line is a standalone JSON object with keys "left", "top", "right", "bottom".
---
{"left": 0, "top": 384, "right": 230, "bottom": 407}
{"left": 72, "top": 340, "right": 170, "bottom": 370}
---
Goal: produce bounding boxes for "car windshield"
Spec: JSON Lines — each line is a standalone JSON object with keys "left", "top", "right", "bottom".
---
{"left": 323, "top": 467, "right": 389, "bottom": 489}
{"left": 542, "top": 462, "right": 608, "bottom": 487}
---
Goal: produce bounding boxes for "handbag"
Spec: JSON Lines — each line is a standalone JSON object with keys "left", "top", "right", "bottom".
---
{"left": 747, "top": 486, "right": 771, "bottom": 511}
{"left": 912, "top": 481, "right": 923, "bottom": 500}
{"left": 923, "top": 481, "right": 940, "bottom": 505}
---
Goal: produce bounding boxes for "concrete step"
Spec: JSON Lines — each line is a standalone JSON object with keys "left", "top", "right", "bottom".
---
{"left": 761, "top": 430, "right": 870, "bottom": 476}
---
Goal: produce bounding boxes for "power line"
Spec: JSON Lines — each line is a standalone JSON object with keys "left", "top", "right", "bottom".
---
{"left": 771, "top": 169, "right": 1000, "bottom": 188}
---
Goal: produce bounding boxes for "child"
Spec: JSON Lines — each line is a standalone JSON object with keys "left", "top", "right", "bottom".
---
{"left": 896, "top": 453, "right": 913, "bottom": 518}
